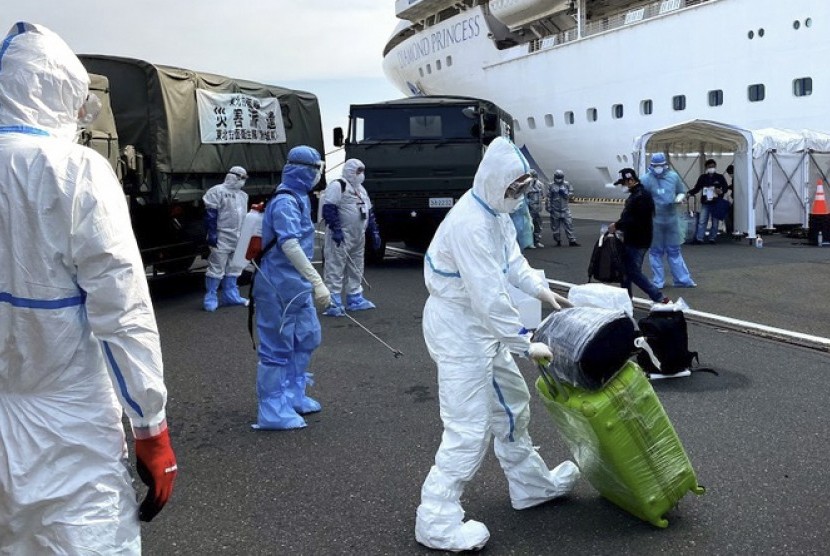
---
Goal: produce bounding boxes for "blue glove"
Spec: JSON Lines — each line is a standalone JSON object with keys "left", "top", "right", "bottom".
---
{"left": 322, "top": 203, "right": 344, "bottom": 246}
{"left": 205, "top": 208, "right": 218, "bottom": 247}
{"left": 367, "top": 210, "right": 382, "bottom": 250}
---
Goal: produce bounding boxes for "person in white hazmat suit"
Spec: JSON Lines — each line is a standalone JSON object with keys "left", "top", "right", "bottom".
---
{"left": 203, "top": 166, "right": 250, "bottom": 311}
{"left": 321, "top": 158, "right": 381, "bottom": 316}
{"left": 0, "top": 22, "right": 177, "bottom": 554}
{"left": 415, "top": 136, "right": 580, "bottom": 552}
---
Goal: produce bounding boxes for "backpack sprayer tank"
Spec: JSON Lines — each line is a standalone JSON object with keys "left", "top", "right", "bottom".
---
{"left": 231, "top": 203, "right": 265, "bottom": 269}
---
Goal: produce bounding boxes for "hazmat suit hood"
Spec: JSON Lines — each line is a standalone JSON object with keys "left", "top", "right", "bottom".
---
{"left": 223, "top": 165, "right": 247, "bottom": 190}
{"left": 0, "top": 22, "right": 89, "bottom": 140}
{"left": 281, "top": 145, "right": 323, "bottom": 194}
{"left": 472, "top": 136, "right": 531, "bottom": 214}
{"left": 341, "top": 158, "right": 365, "bottom": 186}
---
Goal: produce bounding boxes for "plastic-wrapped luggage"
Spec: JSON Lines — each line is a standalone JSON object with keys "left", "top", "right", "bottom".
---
{"left": 532, "top": 306, "right": 638, "bottom": 390}
{"left": 535, "top": 361, "right": 704, "bottom": 527}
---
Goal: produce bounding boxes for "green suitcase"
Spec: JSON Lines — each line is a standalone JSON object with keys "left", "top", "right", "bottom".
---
{"left": 536, "top": 361, "right": 704, "bottom": 527}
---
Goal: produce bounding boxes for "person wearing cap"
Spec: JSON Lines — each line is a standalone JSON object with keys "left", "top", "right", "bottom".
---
{"left": 608, "top": 169, "right": 669, "bottom": 304}
{"left": 641, "top": 153, "right": 696, "bottom": 289}
{"left": 202, "top": 166, "right": 250, "bottom": 311}
{"left": 687, "top": 159, "right": 729, "bottom": 244}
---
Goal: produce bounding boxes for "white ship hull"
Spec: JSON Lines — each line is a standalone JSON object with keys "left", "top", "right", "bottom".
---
{"left": 383, "top": 0, "right": 830, "bottom": 198}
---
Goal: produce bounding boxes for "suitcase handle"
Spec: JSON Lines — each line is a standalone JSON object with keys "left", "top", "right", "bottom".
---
{"left": 537, "top": 362, "right": 569, "bottom": 402}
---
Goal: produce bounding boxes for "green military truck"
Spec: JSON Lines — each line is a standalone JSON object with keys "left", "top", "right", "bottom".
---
{"left": 334, "top": 96, "right": 514, "bottom": 259}
{"left": 78, "top": 56, "right": 325, "bottom": 276}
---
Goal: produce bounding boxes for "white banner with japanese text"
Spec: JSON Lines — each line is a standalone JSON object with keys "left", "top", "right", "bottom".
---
{"left": 196, "top": 89, "right": 286, "bottom": 144}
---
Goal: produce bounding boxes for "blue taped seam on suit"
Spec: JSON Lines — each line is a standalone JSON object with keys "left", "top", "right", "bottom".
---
{"left": 492, "top": 376, "right": 516, "bottom": 442}
{"left": 102, "top": 341, "right": 144, "bottom": 418}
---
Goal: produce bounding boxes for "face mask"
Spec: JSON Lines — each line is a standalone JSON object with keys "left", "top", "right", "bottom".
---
{"left": 312, "top": 166, "right": 323, "bottom": 185}
{"left": 355, "top": 173, "right": 365, "bottom": 186}
{"left": 706, "top": 168, "right": 716, "bottom": 174}
{"left": 653, "top": 166, "right": 665, "bottom": 175}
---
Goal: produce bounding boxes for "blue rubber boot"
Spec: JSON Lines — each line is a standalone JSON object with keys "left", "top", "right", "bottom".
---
{"left": 346, "top": 292, "right": 376, "bottom": 311}
{"left": 203, "top": 276, "right": 221, "bottom": 312}
{"left": 220, "top": 275, "right": 248, "bottom": 306}
{"left": 289, "top": 369, "right": 322, "bottom": 414}
{"left": 252, "top": 363, "right": 306, "bottom": 430}
{"left": 322, "top": 293, "right": 345, "bottom": 317}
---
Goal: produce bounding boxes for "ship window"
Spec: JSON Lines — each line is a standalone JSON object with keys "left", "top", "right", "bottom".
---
{"left": 436, "top": 59, "right": 442, "bottom": 70}
{"left": 806, "top": 18, "right": 812, "bottom": 28}
{"left": 544, "top": 114, "right": 554, "bottom": 127}
{"left": 612, "top": 104, "right": 624, "bottom": 119}
{"left": 527, "top": 117, "right": 537, "bottom": 130}
{"left": 565, "top": 111, "right": 575, "bottom": 125}
{"left": 793, "top": 77, "right": 813, "bottom": 97}
{"left": 514, "top": 119, "right": 521, "bottom": 131}
{"left": 587, "top": 108, "right": 597, "bottom": 122}
{"left": 748, "top": 84, "right": 765, "bottom": 102}
{"left": 758, "top": 28, "right": 765, "bottom": 38}
{"left": 426, "top": 64, "right": 432, "bottom": 74}
{"left": 446, "top": 56, "right": 452, "bottom": 67}
{"left": 419, "top": 67, "right": 424, "bottom": 77}
{"left": 748, "top": 30, "right": 754, "bottom": 39}
{"left": 793, "top": 20, "right": 801, "bottom": 30}
{"left": 708, "top": 89, "right": 724, "bottom": 106}
{"left": 672, "top": 95, "right": 686, "bottom": 111}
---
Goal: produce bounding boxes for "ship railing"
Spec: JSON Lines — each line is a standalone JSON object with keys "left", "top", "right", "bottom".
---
{"left": 528, "top": 0, "right": 711, "bottom": 54}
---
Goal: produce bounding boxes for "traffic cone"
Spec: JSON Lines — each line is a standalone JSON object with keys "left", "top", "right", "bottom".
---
{"left": 811, "top": 180, "right": 829, "bottom": 215}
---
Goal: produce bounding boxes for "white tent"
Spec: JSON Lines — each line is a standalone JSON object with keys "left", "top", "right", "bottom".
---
{"left": 633, "top": 120, "right": 830, "bottom": 239}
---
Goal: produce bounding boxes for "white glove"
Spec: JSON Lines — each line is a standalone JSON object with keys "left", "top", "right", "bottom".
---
{"left": 527, "top": 342, "right": 553, "bottom": 364}
{"left": 538, "top": 288, "right": 573, "bottom": 310}
{"left": 674, "top": 193, "right": 686, "bottom": 203}
{"left": 281, "top": 238, "right": 331, "bottom": 310}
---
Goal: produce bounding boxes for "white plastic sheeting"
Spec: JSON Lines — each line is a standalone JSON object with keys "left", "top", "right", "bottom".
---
{"left": 633, "top": 120, "right": 830, "bottom": 238}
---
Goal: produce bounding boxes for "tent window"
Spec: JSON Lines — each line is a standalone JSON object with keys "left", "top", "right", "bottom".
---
{"left": 544, "top": 113, "right": 554, "bottom": 127}
{"left": 640, "top": 99, "right": 653, "bottom": 115}
{"left": 612, "top": 104, "right": 624, "bottom": 119}
{"left": 672, "top": 95, "right": 686, "bottom": 111}
{"left": 748, "top": 83, "right": 765, "bottom": 102}
{"left": 708, "top": 89, "right": 724, "bottom": 106}
{"left": 793, "top": 77, "right": 812, "bottom": 97}
{"left": 587, "top": 108, "right": 598, "bottom": 122}
{"left": 565, "top": 111, "right": 575, "bottom": 125}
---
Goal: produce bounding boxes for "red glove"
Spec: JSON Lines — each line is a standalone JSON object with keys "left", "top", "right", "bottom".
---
{"left": 134, "top": 427, "right": 178, "bottom": 522}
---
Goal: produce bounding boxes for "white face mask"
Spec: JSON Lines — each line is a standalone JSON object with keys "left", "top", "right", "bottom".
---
{"left": 313, "top": 166, "right": 323, "bottom": 185}
{"left": 355, "top": 173, "right": 365, "bottom": 186}
{"left": 653, "top": 166, "right": 665, "bottom": 175}
{"left": 706, "top": 167, "right": 716, "bottom": 174}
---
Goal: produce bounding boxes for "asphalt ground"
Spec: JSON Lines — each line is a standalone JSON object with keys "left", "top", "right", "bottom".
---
{"left": 139, "top": 206, "right": 830, "bottom": 555}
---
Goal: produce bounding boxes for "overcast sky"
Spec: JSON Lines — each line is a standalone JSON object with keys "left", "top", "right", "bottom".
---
{"left": 4, "top": 1, "right": 405, "bottom": 169}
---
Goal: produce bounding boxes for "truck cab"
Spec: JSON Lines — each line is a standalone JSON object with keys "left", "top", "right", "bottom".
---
{"left": 337, "top": 96, "right": 513, "bottom": 257}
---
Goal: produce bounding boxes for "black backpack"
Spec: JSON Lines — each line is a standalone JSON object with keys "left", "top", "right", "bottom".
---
{"left": 588, "top": 232, "right": 626, "bottom": 283}
{"left": 636, "top": 310, "right": 699, "bottom": 374}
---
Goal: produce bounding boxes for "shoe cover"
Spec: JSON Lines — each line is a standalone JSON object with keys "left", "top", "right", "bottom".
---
{"left": 346, "top": 293, "right": 376, "bottom": 311}
{"left": 290, "top": 371, "right": 321, "bottom": 415}
{"left": 253, "top": 365, "right": 306, "bottom": 430}
{"left": 510, "top": 460, "right": 580, "bottom": 510}
{"left": 220, "top": 276, "right": 248, "bottom": 306}
{"left": 322, "top": 293, "right": 345, "bottom": 317}
{"left": 415, "top": 511, "right": 490, "bottom": 552}
{"left": 204, "top": 276, "right": 221, "bottom": 312}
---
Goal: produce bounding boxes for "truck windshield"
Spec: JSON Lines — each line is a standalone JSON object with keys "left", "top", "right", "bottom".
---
{"left": 351, "top": 106, "right": 482, "bottom": 144}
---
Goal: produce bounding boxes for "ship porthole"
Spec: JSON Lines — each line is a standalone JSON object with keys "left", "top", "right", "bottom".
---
{"left": 758, "top": 28, "right": 765, "bottom": 37}
{"left": 793, "top": 20, "right": 801, "bottom": 30}
{"left": 805, "top": 18, "right": 813, "bottom": 28}
{"left": 747, "top": 30, "right": 754, "bottom": 39}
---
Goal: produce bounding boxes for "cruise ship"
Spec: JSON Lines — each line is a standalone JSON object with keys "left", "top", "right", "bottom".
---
{"left": 382, "top": 0, "right": 830, "bottom": 199}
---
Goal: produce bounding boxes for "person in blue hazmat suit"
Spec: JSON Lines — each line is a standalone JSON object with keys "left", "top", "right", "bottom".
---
{"left": 321, "top": 158, "right": 381, "bottom": 316}
{"left": 252, "top": 146, "right": 331, "bottom": 430}
{"left": 0, "top": 22, "right": 177, "bottom": 554}
{"left": 415, "top": 137, "right": 580, "bottom": 552}
{"left": 640, "top": 153, "right": 697, "bottom": 289}
{"left": 203, "top": 166, "right": 250, "bottom": 311}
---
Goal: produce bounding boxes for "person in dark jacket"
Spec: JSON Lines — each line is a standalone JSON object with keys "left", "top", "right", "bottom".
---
{"left": 687, "top": 159, "right": 729, "bottom": 244}
{"left": 608, "top": 168, "right": 668, "bottom": 304}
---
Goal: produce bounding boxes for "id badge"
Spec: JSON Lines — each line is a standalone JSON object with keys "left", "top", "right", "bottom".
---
{"left": 359, "top": 204, "right": 367, "bottom": 220}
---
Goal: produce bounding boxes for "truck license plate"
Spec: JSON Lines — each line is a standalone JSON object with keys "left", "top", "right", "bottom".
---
{"left": 429, "top": 197, "right": 454, "bottom": 208}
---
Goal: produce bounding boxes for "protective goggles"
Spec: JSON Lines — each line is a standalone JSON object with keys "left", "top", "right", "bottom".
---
{"left": 504, "top": 173, "right": 535, "bottom": 199}
{"left": 230, "top": 170, "right": 248, "bottom": 179}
